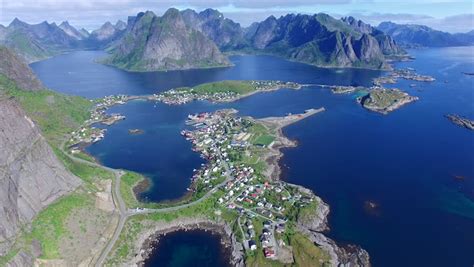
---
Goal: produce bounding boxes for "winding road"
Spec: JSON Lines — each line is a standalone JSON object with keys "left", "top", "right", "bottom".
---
{"left": 60, "top": 136, "right": 233, "bottom": 266}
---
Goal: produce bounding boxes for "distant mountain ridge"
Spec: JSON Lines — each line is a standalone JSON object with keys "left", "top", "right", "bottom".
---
{"left": 1, "top": 9, "right": 407, "bottom": 70}
{"left": 241, "top": 13, "right": 405, "bottom": 69}
{"left": 377, "top": 21, "right": 474, "bottom": 47}
{"left": 0, "top": 18, "right": 125, "bottom": 62}
{"left": 0, "top": 18, "right": 80, "bottom": 62}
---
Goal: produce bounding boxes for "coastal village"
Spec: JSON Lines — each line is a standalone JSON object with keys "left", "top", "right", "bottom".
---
{"left": 66, "top": 81, "right": 302, "bottom": 151}
{"left": 183, "top": 108, "right": 323, "bottom": 262}
{"left": 67, "top": 95, "right": 128, "bottom": 151}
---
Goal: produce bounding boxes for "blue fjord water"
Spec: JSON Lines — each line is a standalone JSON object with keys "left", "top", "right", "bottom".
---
{"left": 143, "top": 229, "right": 232, "bottom": 267}
{"left": 31, "top": 48, "right": 474, "bottom": 267}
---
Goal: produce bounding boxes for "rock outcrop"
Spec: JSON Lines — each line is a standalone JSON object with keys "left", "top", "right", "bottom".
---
{"left": 295, "top": 188, "right": 371, "bottom": 267}
{"left": 105, "top": 9, "right": 230, "bottom": 71}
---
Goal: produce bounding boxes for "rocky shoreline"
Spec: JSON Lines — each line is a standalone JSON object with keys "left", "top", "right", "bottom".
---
{"left": 127, "top": 217, "right": 245, "bottom": 267}
{"left": 257, "top": 110, "right": 371, "bottom": 266}
{"left": 294, "top": 185, "right": 371, "bottom": 266}
{"left": 446, "top": 114, "right": 474, "bottom": 130}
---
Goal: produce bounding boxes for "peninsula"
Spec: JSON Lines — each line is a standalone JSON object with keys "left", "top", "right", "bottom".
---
{"left": 98, "top": 107, "right": 370, "bottom": 266}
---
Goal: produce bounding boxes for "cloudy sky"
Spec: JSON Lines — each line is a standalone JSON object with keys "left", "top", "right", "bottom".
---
{"left": 1, "top": 0, "right": 473, "bottom": 33}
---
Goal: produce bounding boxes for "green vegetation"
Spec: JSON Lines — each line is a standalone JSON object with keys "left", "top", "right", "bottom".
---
{"left": 192, "top": 80, "right": 255, "bottom": 95}
{"left": 0, "top": 249, "right": 19, "bottom": 266}
{"left": 25, "top": 193, "right": 91, "bottom": 259}
{"left": 53, "top": 147, "right": 113, "bottom": 189}
{"left": 0, "top": 75, "right": 92, "bottom": 146}
{"left": 106, "top": 192, "right": 224, "bottom": 265}
{"left": 6, "top": 31, "right": 55, "bottom": 61}
{"left": 253, "top": 134, "right": 275, "bottom": 146}
{"left": 290, "top": 232, "right": 331, "bottom": 267}
{"left": 120, "top": 171, "right": 146, "bottom": 208}
{"left": 359, "top": 88, "right": 417, "bottom": 114}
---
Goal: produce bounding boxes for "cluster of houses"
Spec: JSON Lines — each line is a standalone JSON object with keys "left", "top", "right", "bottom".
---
{"left": 151, "top": 80, "right": 302, "bottom": 105}
{"left": 183, "top": 109, "right": 317, "bottom": 260}
{"left": 67, "top": 95, "right": 130, "bottom": 152}
{"left": 250, "top": 80, "right": 301, "bottom": 91}
{"left": 68, "top": 126, "right": 106, "bottom": 149}
{"left": 153, "top": 88, "right": 240, "bottom": 105}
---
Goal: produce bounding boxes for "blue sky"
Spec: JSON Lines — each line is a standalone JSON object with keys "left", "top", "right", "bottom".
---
{"left": 1, "top": 0, "right": 473, "bottom": 32}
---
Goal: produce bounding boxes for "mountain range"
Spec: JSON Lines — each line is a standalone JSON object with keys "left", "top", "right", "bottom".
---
{"left": 2, "top": 8, "right": 470, "bottom": 71}
{"left": 377, "top": 21, "right": 474, "bottom": 47}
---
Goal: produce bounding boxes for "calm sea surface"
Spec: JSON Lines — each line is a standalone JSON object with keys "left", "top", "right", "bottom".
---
{"left": 31, "top": 47, "right": 474, "bottom": 267}
{"left": 143, "top": 229, "right": 232, "bottom": 267}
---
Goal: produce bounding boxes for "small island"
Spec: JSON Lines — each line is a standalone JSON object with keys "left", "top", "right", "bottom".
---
{"left": 329, "top": 85, "right": 366, "bottom": 94}
{"left": 446, "top": 114, "right": 474, "bottom": 130}
{"left": 357, "top": 88, "right": 419, "bottom": 114}
{"left": 373, "top": 68, "right": 435, "bottom": 86}
{"left": 128, "top": 129, "right": 144, "bottom": 135}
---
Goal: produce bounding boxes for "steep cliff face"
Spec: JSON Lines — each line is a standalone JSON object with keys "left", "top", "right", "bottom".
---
{"left": 105, "top": 9, "right": 230, "bottom": 71}
{"left": 0, "top": 48, "right": 81, "bottom": 256}
{"left": 0, "top": 46, "right": 43, "bottom": 91}
{"left": 181, "top": 8, "right": 247, "bottom": 50}
{"left": 245, "top": 13, "right": 397, "bottom": 69}
{"left": 0, "top": 97, "right": 81, "bottom": 255}
{"left": 341, "top": 16, "right": 405, "bottom": 56}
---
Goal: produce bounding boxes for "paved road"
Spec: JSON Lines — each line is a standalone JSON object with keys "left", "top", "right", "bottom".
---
{"left": 60, "top": 136, "right": 234, "bottom": 266}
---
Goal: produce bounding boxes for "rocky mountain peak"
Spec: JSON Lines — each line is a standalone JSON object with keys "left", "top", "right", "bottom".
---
{"left": 199, "top": 8, "right": 223, "bottom": 19}
{"left": 115, "top": 20, "right": 127, "bottom": 30}
{"left": 9, "top": 17, "right": 28, "bottom": 28}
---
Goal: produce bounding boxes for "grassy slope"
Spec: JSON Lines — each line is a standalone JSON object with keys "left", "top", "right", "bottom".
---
{"left": 193, "top": 80, "right": 255, "bottom": 95}
{"left": 0, "top": 75, "right": 116, "bottom": 263}
{"left": 0, "top": 75, "right": 92, "bottom": 146}
{"left": 170, "top": 80, "right": 256, "bottom": 96}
